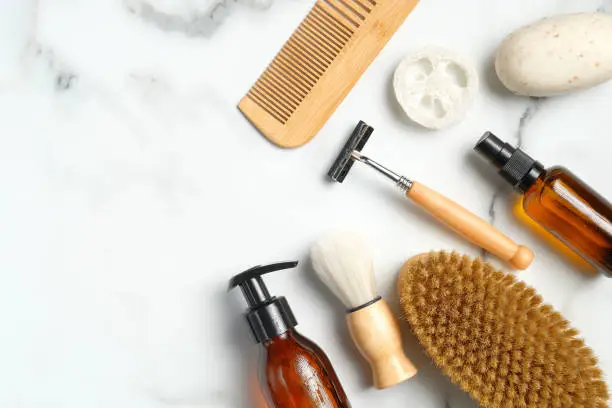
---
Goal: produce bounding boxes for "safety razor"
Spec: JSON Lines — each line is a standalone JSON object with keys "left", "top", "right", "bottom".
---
{"left": 328, "top": 121, "right": 534, "bottom": 270}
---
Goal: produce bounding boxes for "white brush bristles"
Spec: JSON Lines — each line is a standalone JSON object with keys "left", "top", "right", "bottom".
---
{"left": 310, "top": 232, "right": 377, "bottom": 310}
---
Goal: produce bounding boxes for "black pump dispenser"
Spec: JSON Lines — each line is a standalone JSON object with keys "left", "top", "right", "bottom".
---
{"left": 475, "top": 132, "right": 545, "bottom": 192}
{"left": 229, "top": 261, "right": 299, "bottom": 343}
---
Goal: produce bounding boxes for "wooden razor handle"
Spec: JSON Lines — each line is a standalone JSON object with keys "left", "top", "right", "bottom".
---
{"left": 346, "top": 299, "right": 417, "bottom": 389}
{"left": 407, "top": 181, "right": 534, "bottom": 270}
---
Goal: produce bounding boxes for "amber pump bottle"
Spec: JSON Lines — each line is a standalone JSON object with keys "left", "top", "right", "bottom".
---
{"left": 475, "top": 133, "right": 612, "bottom": 276}
{"left": 229, "top": 261, "right": 351, "bottom": 408}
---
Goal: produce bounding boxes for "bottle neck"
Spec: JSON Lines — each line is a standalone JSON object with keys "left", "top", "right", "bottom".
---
{"left": 263, "top": 328, "right": 296, "bottom": 348}
{"left": 246, "top": 296, "right": 298, "bottom": 344}
{"left": 515, "top": 165, "right": 546, "bottom": 193}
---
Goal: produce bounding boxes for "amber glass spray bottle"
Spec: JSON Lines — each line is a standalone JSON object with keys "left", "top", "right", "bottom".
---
{"left": 229, "top": 262, "right": 351, "bottom": 408}
{"left": 475, "top": 133, "right": 612, "bottom": 276}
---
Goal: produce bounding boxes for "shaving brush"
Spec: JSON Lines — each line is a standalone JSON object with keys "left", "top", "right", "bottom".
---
{"left": 311, "top": 232, "right": 417, "bottom": 389}
{"left": 398, "top": 251, "right": 609, "bottom": 408}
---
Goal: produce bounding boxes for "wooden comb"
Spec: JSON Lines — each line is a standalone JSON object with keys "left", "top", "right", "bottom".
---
{"left": 238, "top": 0, "right": 420, "bottom": 148}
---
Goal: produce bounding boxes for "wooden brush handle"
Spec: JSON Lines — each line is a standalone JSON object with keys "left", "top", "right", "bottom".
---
{"left": 407, "top": 181, "right": 534, "bottom": 270}
{"left": 346, "top": 299, "right": 417, "bottom": 389}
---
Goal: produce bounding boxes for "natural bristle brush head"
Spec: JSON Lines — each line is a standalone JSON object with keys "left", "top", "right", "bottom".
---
{"left": 311, "top": 231, "right": 377, "bottom": 310}
{"left": 398, "top": 251, "right": 609, "bottom": 408}
{"left": 328, "top": 121, "right": 373, "bottom": 184}
{"left": 311, "top": 231, "right": 417, "bottom": 389}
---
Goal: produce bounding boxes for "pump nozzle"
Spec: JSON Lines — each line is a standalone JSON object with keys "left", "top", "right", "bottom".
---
{"left": 229, "top": 261, "right": 299, "bottom": 343}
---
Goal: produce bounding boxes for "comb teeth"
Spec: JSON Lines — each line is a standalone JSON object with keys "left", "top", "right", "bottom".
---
{"left": 246, "top": 2, "right": 376, "bottom": 124}
{"left": 239, "top": 0, "right": 419, "bottom": 148}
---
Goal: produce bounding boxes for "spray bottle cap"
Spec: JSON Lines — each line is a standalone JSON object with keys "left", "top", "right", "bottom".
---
{"left": 474, "top": 132, "right": 545, "bottom": 192}
{"left": 229, "top": 261, "right": 299, "bottom": 343}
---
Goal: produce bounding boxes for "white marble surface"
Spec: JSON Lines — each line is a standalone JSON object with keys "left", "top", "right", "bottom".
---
{"left": 1, "top": 0, "right": 612, "bottom": 407}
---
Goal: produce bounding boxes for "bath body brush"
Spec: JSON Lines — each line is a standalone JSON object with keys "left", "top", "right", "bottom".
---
{"left": 398, "top": 251, "right": 609, "bottom": 408}
{"left": 311, "top": 231, "right": 417, "bottom": 389}
{"left": 328, "top": 121, "right": 534, "bottom": 270}
{"left": 239, "top": 0, "right": 420, "bottom": 148}
{"left": 394, "top": 47, "right": 478, "bottom": 129}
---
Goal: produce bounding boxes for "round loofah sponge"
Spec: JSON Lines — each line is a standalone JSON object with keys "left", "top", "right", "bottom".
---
{"left": 398, "top": 251, "right": 609, "bottom": 408}
{"left": 393, "top": 47, "right": 478, "bottom": 130}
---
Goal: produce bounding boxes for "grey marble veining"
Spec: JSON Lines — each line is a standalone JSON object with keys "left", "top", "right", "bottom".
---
{"left": 600, "top": 0, "right": 612, "bottom": 12}
{"left": 124, "top": 0, "right": 274, "bottom": 37}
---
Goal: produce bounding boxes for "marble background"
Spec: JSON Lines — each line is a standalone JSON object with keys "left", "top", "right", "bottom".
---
{"left": 1, "top": 0, "right": 612, "bottom": 407}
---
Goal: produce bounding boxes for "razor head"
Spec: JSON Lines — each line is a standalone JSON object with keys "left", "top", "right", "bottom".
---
{"left": 328, "top": 121, "right": 374, "bottom": 183}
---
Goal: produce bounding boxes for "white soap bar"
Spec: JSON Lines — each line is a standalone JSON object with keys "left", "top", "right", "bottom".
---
{"left": 394, "top": 47, "right": 478, "bottom": 130}
{"left": 496, "top": 13, "right": 612, "bottom": 97}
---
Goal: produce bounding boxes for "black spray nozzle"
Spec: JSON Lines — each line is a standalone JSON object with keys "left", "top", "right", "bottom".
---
{"left": 474, "top": 132, "right": 545, "bottom": 192}
{"left": 475, "top": 132, "right": 516, "bottom": 168}
{"left": 229, "top": 261, "right": 299, "bottom": 343}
